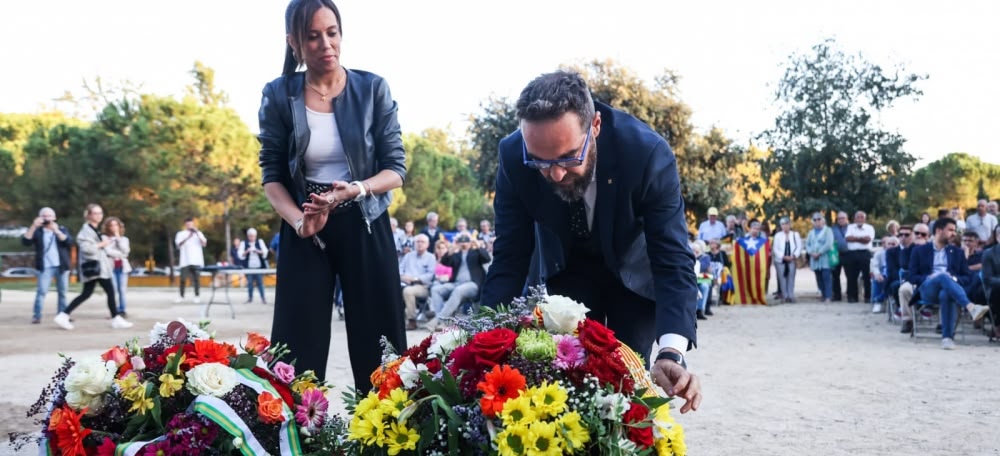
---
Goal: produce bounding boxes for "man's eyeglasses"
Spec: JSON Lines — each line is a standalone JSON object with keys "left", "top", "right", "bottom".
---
{"left": 812, "top": 217, "right": 822, "bottom": 222}
{"left": 914, "top": 232, "right": 928, "bottom": 237}
{"left": 898, "top": 232, "right": 911, "bottom": 237}
{"left": 522, "top": 127, "right": 592, "bottom": 170}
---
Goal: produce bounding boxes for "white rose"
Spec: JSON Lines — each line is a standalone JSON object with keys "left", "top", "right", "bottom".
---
{"left": 186, "top": 363, "right": 238, "bottom": 397}
{"left": 397, "top": 358, "right": 428, "bottom": 389}
{"left": 65, "top": 358, "right": 116, "bottom": 397}
{"left": 538, "top": 295, "right": 590, "bottom": 334}
{"left": 64, "top": 390, "right": 105, "bottom": 414}
{"left": 596, "top": 391, "right": 630, "bottom": 420}
{"left": 428, "top": 329, "right": 468, "bottom": 359}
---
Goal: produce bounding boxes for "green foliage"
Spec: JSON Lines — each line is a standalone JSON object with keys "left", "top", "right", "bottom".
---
{"left": 467, "top": 96, "right": 519, "bottom": 198}
{"left": 760, "top": 39, "right": 926, "bottom": 220}
{"left": 905, "top": 152, "right": 1000, "bottom": 216}
{"left": 394, "top": 129, "right": 490, "bottom": 228}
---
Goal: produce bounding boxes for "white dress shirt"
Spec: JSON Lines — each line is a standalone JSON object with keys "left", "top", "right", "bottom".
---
{"left": 845, "top": 223, "right": 875, "bottom": 251}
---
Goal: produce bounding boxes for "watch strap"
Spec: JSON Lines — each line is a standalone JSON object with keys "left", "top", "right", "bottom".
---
{"left": 655, "top": 350, "right": 687, "bottom": 369}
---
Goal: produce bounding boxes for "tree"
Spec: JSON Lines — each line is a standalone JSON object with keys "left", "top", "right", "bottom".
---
{"left": 467, "top": 96, "right": 519, "bottom": 199}
{"left": 905, "top": 152, "right": 1000, "bottom": 216}
{"left": 728, "top": 143, "right": 786, "bottom": 215}
{"left": 393, "top": 129, "right": 490, "bottom": 228}
{"left": 760, "top": 39, "right": 926, "bottom": 221}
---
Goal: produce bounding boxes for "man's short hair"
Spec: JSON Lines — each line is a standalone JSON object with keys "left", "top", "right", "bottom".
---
{"left": 936, "top": 208, "right": 950, "bottom": 218}
{"left": 184, "top": 217, "right": 194, "bottom": 223}
{"left": 39, "top": 207, "right": 55, "bottom": 217}
{"left": 246, "top": 228, "right": 257, "bottom": 235}
{"left": 899, "top": 224, "right": 913, "bottom": 232}
{"left": 414, "top": 234, "right": 429, "bottom": 243}
{"left": 962, "top": 230, "right": 979, "bottom": 240}
{"left": 516, "top": 71, "right": 595, "bottom": 131}
{"left": 426, "top": 212, "right": 438, "bottom": 221}
{"left": 933, "top": 217, "right": 957, "bottom": 233}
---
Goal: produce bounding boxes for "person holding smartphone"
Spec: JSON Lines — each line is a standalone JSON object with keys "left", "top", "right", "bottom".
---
{"left": 174, "top": 217, "right": 207, "bottom": 304}
{"left": 21, "top": 207, "right": 74, "bottom": 324}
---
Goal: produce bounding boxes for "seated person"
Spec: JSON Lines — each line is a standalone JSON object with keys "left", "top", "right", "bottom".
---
{"left": 870, "top": 235, "right": 898, "bottom": 313}
{"left": 898, "top": 223, "right": 927, "bottom": 332}
{"left": 691, "top": 241, "right": 712, "bottom": 320}
{"left": 398, "top": 234, "right": 437, "bottom": 330}
{"left": 426, "top": 233, "right": 491, "bottom": 331}
{"left": 905, "top": 217, "right": 990, "bottom": 349}
{"left": 961, "top": 231, "right": 986, "bottom": 304}
{"left": 981, "top": 225, "right": 1000, "bottom": 338}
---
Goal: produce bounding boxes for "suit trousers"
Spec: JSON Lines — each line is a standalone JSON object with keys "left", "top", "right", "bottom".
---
{"left": 270, "top": 206, "right": 406, "bottom": 391}
{"left": 842, "top": 250, "right": 872, "bottom": 302}
{"left": 546, "top": 257, "right": 657, "bottom": 361}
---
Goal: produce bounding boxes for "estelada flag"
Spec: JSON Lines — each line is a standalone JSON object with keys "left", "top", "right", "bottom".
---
{"left": 718, "top": 266, "right": 735, "bottom": 305}
{"left": 733, "top": 236, "right": 770, "bottom": 305}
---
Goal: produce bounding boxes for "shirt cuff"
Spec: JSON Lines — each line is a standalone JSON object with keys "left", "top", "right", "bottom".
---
{"left": 657, "top": 334, "right": 689, "bottom": 354}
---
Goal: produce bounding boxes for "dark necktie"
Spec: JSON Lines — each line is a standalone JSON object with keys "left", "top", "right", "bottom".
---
{"left": 570, "top": 200, "right": 591, "bottom": 239}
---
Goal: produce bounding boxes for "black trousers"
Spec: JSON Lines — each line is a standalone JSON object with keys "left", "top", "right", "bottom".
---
{"left": 270, "top": 206, "right": 406, "bottom": 391}
{"left": 546, "top": 256, "right": 657, "bottom": 360}
{"left": 179, "top": 265, "right": 201, "bottom": 297}
{"left": 842, "top": 250, "right": 872, "bottom": 302}
{"left": 832, "top": 262, "right": 844, "bottom": 301}
{"left": 65, "top": 278, "right": 117, "bottom": 317}
{"left": 989, "top": 283, "right": 1000, "bottom": 320}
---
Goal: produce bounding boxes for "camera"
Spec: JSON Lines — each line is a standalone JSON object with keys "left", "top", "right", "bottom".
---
{"left": 42, "top": 220, "right": 51, "bottom": 226}
{"left": 456, "top": 235, "right": 471, "bottom": 243}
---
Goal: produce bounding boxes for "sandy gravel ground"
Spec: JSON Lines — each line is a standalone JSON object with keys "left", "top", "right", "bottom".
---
{"left": 1, "top": 272, "right": 998, "bottom": 455}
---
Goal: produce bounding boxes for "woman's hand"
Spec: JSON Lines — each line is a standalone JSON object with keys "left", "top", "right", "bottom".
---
{"left": 297, "top": 212, "right": 329, "bottom": 238}
{"left": 303, "top": 190, "right": 339, "bottom": 215}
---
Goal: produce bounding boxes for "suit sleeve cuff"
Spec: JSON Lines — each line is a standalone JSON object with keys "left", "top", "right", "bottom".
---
{"left": 657, "top": 334, "right": 689, "bottom": 354}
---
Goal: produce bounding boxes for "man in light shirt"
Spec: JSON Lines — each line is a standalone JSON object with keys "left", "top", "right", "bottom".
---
{"left": 174, "top": 217, "right": 207, "bottom": 304}
{"left": 965, "top": 199, "right": 997, "bottom": 245}
{"left": 843, "top": 211, "right": 875, "bottom": 303}
{"left": 698, "top": 207, "right": 727, "bottom": 242}
{"left": 398, "top": 234, "right": 436, "bottom": 330}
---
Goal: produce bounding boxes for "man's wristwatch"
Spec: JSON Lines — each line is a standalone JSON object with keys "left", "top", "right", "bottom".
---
{"left": 655, "top": 351, "right": 687, "bottom": 369}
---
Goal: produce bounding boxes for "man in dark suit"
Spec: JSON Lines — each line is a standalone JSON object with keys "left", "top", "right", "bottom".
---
{"left": 480, "top": 71, "right": 700, "bottom": 413}
{"left": 426, "top": 232, "right": 491, "bottom": 331}
{"left": 21, "top": 207, "right": 74, "bottom": 324}
{"left": 906, "top": 217, "right": 990, "bottom": 349}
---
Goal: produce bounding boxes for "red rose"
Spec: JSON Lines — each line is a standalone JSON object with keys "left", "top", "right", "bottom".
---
{"left": 467, "top": 328, "right": 517, "bottom": 368}
{"left": 448, "top": 346, "right": 476, "bottom": 377}
{"left": 577, "top": 319, "right": 620, "bottom": 355}
{"left": 581, "top": 352, "right": 634, "bottom": 394}
{"left": 623, "top": 402, "right": 654, "bottom": 448}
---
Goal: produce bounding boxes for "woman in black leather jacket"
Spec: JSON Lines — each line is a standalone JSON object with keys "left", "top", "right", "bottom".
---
{"left": 981, "top": 225, "right": 1000, "bottom": 338}
{"left": 258, "top": 0, "right": 407, "bottom": 390}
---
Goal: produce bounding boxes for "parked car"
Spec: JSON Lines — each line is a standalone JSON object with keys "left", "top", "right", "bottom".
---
{"left": 129, "top": 267, "right": 169, "bottom": 277}
{"left": 1, "top": 267, "right": 37, "bottom": 278}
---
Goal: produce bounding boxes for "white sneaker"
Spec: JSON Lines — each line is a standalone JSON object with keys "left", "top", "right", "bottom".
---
{"left": 941, "top": 338, "right": 956, "bottom": 350}
{"left": 967, "top": 304, "right": 990, "bottom": 322}
{"left": 53, "top": 312, "right": 74, "bottom": 330}
{"left": 173, "top": 297, "right": 185, "bottom": 304}
{"left": 111, "top": 315, "right": 133, "bottom": 329}
{"left": 192, "top": 296, "right": 201, "bottom": 304}
{"left": 871, "top": 303, "right": 883, "bottom": 313}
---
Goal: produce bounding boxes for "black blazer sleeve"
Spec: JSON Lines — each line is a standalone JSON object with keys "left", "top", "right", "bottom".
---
{"left": 258, "top": 81, "right": 292, "bottom": 187}
{"left": 371, "top": 78, "right": 406, "bottom": 182}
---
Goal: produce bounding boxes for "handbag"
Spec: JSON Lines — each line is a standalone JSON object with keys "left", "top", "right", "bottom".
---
{"left": 826, "top": 227, "right": 840, "bottom": 267}
{"left": 80, "top": 260, "right": 101, "bottom": 279}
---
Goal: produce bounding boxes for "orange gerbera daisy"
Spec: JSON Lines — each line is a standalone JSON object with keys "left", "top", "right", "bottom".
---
{"left": 476, "top": 364, "right": 526, "bottom": 417}
{"left": 183, "top": 339, "right": 237, "bottom": 369}
{"left": 370, "top": 356, "right": 406, "bottom": 388}
{"left": 48, "top": 404, "right": 91, "bottom": 456}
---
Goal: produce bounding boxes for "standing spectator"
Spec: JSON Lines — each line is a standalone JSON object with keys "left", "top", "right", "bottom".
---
{"left": 772, "top": 217, "right": 803, "bottom": 303}
{"left": 806, "top": 212, "right": 835, "bottom": 302}
{"left": 843, "top": 211, "right": 875, "bottom": 303}
{"left": 950, "top": 207, "right": 966, "bottom": 232}
{"left": 400, "top": 220, "right": 416, "bottom": 256}
{"left": 230, "top": 237, "right": 243, "bottom": 266}
{"left": 920, "top": 212, "right": 932, "bottom": 226}
{"left": 723, "top": 215, "right": 742, "bottom": 243}
{"left": 102, "top": 217, "right": 132, "bottom": 317}
{"left": 421, "top": 212, "right": 444, "bottom": 243}
{"left": 454, "top": 218, "right": 469, "bottom": 236}
{"left": 885, "top": 220, "right": 900, "bottom": 237}
{"left": 705, "top": 239, "right": 729, "bottom": 314}
{"left": 390, "top": 217, "right": 407, "bottom": 258}
{"left": 399, "top": 234, "right": 436, "bottom": 330}
{"left": 22, "top": 207, "right": 73, "bottom": 324}
{"left": 906, "top": 217, "right": 990, "bottom": 349}
{"left": 478, "top": 219, "right": 496, "bottom": 252}
{"left": 697, "top": 207, "right": 727, "bottom": 242}
{"left": 257, "top": 0, "right": 407, "bottom": 389}
{"left": 238, "top": 228, "right": 269, "bottom": 304}
{"left": 966, "top": 199, "right": 998, "bottom": 244}
{"left": 989, "top": 201, "right": 999, "bottom": 217}
{"left": 691, "top": 241, "right": 711, "bottom": 320}
{"left": 426, "top": 233, "right": 490, "bottom": 331}
{"left": 54, "top": 204, "right": 132, "bottom": 330}
{"left": 174, "top": 217, "right": 207, "bottom": 304}
{"left": 831, "top": 211, "right": 850, "bottom": 301}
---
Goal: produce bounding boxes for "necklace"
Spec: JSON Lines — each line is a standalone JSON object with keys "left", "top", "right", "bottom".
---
{"left": 306, "top": 81, "right": 329, "bottom": 102}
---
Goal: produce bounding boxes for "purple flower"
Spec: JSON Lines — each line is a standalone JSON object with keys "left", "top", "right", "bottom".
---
{"left": 553, "top": 335, "right": 586, "bottom": 369}
{"left": 294, "top": 388, "right": 329, "bottom": 430}
{"left": 273, "top": 361, "right": 295, "bottom": 384}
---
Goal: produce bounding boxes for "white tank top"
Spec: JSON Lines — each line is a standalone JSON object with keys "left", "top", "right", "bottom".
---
{"left": 304, "top": 107, "right": 352, "bottom": 183}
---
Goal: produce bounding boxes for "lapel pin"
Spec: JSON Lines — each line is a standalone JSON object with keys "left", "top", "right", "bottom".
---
{"left": 607, "top": 179, "right": 613, "bottom": 184}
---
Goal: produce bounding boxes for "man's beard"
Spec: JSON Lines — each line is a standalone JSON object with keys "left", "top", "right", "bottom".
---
{"left": 548, "top": 147, "right": 598, "bottom": 203}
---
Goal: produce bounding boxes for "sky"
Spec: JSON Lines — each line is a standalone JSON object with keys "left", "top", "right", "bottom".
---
{"left": 1, "top": 0, "right": 998, "bottom": 167}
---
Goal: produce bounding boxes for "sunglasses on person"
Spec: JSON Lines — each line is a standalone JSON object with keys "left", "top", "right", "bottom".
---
{"left": 812, "top": 217, "right": 822, "bottom": 222}
{"left": 914, "top": 232, "right": 928, "bottom": 237}
{"left": 522, "top": 127, "right": 592, "bottom": 170}
{"left": 898, "top": 232, "right": 911, "bottom": 237}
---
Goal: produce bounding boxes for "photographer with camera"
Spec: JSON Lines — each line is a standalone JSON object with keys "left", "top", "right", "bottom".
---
{"left": 425, "top": 231, "right": 491, "bottom": 331}
{"left": 21, "top": 207, "right": 74, "bottom": 324}
{"left": 174, "top": 217, "right": 207, "bottom": 304}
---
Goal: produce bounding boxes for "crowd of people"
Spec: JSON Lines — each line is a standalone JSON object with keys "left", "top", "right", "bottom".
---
{"left": 694, "top": 200, "right": 1000, "bottom": 349}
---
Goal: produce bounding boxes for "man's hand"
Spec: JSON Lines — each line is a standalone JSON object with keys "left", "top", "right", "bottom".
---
{"left": 32, "top": 217, "right": 44, "bottom": 228}
{"left": 651, "top": 359, "right": 702, "bottom": 414}
{"left": 400, "top": 274, "right": 415, "bottom": 284}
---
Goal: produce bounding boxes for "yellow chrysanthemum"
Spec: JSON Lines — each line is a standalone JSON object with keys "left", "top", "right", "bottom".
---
{"left": 529, "top": 382, "right": 567, "bottom": 419}
{"left": 497, "top": 423, "right": 530, "bottom": 456}
{"left": 354, "top": 391, "right": 382, "bottom": 417}
{"left": 378, "top": 388, "right": 412, "bottom": 419}
{"left": 158, "top": 373, "right": 184, "bottom": 398}
{"left": 500, "top": 395, "right": 537, "bottom": 428}
{"left": 525, "top": 421, "right": 563, "bottom": 456}
{"left": 384, "top": 421, "right": 419, "bottom": 455}
{"left": 652, "top": 404, "right": 685, "bottom": 456}
{"left": 556, "top": 411, "right": 590, "bottom": 451}
{"left": 348, "top": 407, "right": 387, "bottom": 447}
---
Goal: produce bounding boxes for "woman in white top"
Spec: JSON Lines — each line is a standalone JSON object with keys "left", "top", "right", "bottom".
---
{"left": 772, "top": 217, "right": 803, "bottom": 303}
{"left": 102, "top": 217, "right": 132, "bottom": 317}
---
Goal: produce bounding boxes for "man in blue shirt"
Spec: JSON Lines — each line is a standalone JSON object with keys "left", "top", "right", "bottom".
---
{"left": 697, "top": 207, "right": 727, "bottom": 242}
{"left": 399, "top": 234, "right": 437, "bottom": 330}
{"left": 21, "top": 207, "right": 74, "bottom": 324}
